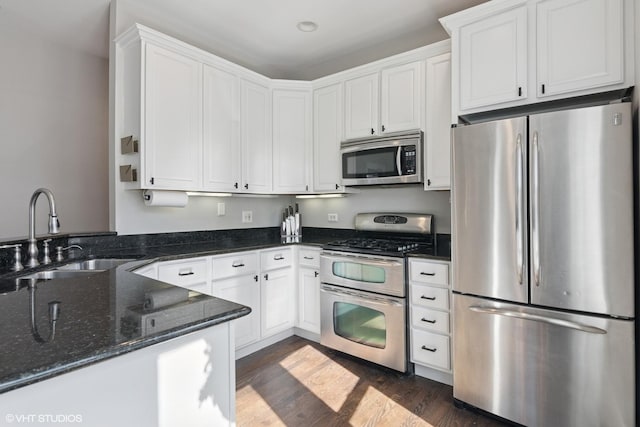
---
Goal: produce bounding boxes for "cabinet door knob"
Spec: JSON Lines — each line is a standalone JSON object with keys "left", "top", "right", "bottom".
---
{"left": 541, "top": 84, "right": 546, "bottom": 94}
{"left": 335, "top": 184, "right": 340, "bottom": 190}
{"left": 382, "top": 125, "right": 385, "bottom": 132}
{"left": 314, "top": 271, "right": 319, "bottom": 277}
{"left": 234, "top": 182, "right": 238, "bottom": 189}
{"left": 244, "top": 183, "right": 249, "bottom": 190}
{"left": 254, "top": 275, "right": 259, "bottom": 282}
{"left": 370, "top": 128, "right": 375, "bottom": 135}
{"left": 150, "top": 177, "right": 155, "bottom": 185}
{"left": 427, "top": 179, "right": 431, "bottom": 186}
{"left": 264, "top": 273, "right": 269, "bottom": 280}
{"left": 518, "top": 87, "right": 522, "bottom": 97}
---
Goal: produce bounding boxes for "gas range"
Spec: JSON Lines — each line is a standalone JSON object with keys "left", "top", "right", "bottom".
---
{"left": 323, "top": 237, "right": 432, "bottom": 256}
{"left": 322, "top": 213, "right": 435, "bottom": 257}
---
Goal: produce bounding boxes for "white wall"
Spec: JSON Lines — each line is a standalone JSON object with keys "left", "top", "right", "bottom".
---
{"left": 0, "top": 15, "right": 109, "bottom": 240}
{"left": 297, "top": 187, "right": 451, "bottom": 234}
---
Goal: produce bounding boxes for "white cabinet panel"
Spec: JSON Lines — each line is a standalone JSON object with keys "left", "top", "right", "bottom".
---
{"left": 536, "top": 0, "right": 624, "bottom": 97}
{"left": 272, "top": 88, "right": 312, "bottom": 193}
{"left": 313, "top": 83, "right": 343, "bottom": 192}
{"left": 241, "top": 79, "right": 272, "bottom": 193}
{"left": 459, "top": 6, "right": 528, "bottom": 110}
{"left": 424, "top": 53, "right": 452, "bottom": 190}
{"left": 261, "top": 267, "right": 295, "bottom": 337}
{"left": 298, "top": 267, "right": 321, "bottom": 334}
{"left": 344, "top": 73, "right": 379, "bottom": 139}
{"left": 144, "top": 44, "right": 203, "bottom": 190}
{"left": 410, "top": 329, "right": 451, "bottom": 370}
{"left": 215, "top": 274, "right": 261, "bottom": 348}
{"left": 380, "top": 61, "right": 422, "bottom": 133}
{"left": 203, "top": 64, "right": 241, "bottom": 191}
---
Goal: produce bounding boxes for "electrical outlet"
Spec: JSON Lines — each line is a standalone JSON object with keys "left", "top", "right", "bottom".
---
{"left": 328, "top": 213, "right": 338, "bottom": 222}
{"left": 217, "top": 202, "right": 225, "bottom": 216}
{"left": 242, "top": 211, "right": 253, "bottom": 223}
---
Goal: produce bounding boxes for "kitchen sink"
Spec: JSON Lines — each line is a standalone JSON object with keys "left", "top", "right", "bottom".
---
{"left": 16, "top": 258, "right": 135, "bottom": 281}
{"left": 56, "top": 258, "right": 134, "bottom": 271}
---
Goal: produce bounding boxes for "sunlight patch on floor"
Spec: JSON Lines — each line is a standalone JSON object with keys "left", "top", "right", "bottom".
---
{"left": 278, "top": 344, "right": 360, "bottom": 412}
{"left": 236, "top": 384, "right": 285, "bottom": 426}
{"left": 348, "top": 385, "right": 435, "bottom": 427}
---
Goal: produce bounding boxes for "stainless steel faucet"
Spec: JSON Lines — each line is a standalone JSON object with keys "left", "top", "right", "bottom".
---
{"left": 27, "top": 188, "right": 60, "bottom": 268}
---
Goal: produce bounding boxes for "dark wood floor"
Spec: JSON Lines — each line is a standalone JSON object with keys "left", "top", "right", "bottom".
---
{"left": 236, "top": 336, "right": 509, "bottom": 427}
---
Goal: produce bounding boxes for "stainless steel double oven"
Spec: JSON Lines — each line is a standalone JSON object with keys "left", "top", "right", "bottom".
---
{"left": 319, "top": 213, "right": 434, "bottom": 372}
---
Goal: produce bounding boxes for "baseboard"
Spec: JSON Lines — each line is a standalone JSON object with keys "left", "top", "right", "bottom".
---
{"left": 235, "top": 329, "right": 295, "bottom": 360}
{"left": 414, "top": 364, "right": 453, "bottom": 386}
{"left": 293, "top": 328, "right": 320, "bottom": 343}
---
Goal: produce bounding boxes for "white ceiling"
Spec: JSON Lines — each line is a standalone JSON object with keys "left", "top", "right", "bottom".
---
{"left": 0, "top": 0, "right": 488, "bottom": 80}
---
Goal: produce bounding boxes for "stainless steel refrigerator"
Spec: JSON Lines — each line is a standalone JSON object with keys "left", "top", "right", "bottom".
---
{"left": 451, "top": 103, "right": 635, "bottom": 427}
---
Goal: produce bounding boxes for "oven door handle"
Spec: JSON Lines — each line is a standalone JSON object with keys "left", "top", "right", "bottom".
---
{"left": 321, "top": 253, "right": 403, "bottom": 268}
{"left": 321, "top": 285, "right": 404, "bottom": 307}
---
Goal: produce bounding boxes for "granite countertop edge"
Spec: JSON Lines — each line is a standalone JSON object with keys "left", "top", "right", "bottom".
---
{"left": 0, "top": 304, "right": 250, "bottom": 394}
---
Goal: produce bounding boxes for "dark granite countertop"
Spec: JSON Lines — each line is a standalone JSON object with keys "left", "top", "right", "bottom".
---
{"left": 0, "top": 227, "right": 449, "bottom": 394}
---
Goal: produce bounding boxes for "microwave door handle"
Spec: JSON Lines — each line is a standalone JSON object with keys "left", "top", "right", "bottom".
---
{"left": 396, "top": 146, "right": 402, "bottom": 175}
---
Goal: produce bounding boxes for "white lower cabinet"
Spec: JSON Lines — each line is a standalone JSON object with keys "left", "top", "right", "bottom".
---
{"left": 408, "top": 258, "right": 452, "bottom": 378}
{"left": 261, "top": 260, "right": 294, "bottom": 337}
{"left": 215, "top": 274, "right": 261, "bottom": 348}
{"left": 211, "top": 251, "right": 260, "bottom": 350}
{"left": 297, "top": 247, "right": 322, "bottom": 334}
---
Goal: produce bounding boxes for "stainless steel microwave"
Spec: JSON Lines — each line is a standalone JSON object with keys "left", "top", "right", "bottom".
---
{"left": 340, "top": 130, "right": 423, "bottom": 186}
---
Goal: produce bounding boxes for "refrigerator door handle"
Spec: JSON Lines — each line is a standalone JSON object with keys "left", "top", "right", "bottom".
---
{"left": 515, "top": 134, "right": 524, "bottom": 285}
{"left": 468, "top": 305, "right": 607, "bottom": 334}
{"left": 532, "top": 131, "right": 541, "bottom": 287}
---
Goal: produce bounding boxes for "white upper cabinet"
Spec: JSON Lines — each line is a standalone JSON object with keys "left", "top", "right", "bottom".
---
{"left": 241, "top": 78, "right": 272, "bottom": 193}
{"left": 424, "top": 53, "right": 452, "bottom": 190}
{"left": 313, "top": 83, "right": 343, "bottom": 192}
{"left": 380, "top": 61, "right": 423, "bottom": 133}
{"left": 202, "top": 64, "right": 241, "bottom": 192}
{"left": 536, "top": 0, "right": 624, "bottom": 97}
{"left": 344, "top": 61, "right": 423, "bottom": 140}
{"left": 441, "top": 0, "right": 633, "bottom": 118}
{"left": 272, "top": 86, "right": 312, "bottom": 193}
{"left": 458, "top": 6, "right": 528, "bottom": 111}
{"left": 144, "top": 43, "right": 203, "bottom": 190}
{"left": 344, "top": 73, "right": 379, "bottom": 139}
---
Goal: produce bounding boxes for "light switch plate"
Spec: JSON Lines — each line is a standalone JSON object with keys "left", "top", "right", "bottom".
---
{"left": 217, "top": 202, "right": 225, "bottom": 216}
{"left": 328, "top": 213, "right": 338, "bottom": 222}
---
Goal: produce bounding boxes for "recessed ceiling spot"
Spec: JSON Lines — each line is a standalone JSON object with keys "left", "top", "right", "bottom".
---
{"left": 296, "top": 21, "right": 318, "bottom": 32}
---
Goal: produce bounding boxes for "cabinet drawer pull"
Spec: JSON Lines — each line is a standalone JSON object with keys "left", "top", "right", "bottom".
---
{"left": 232, "top": 263, "right": 245, "bottom": 268}
{"left": 254, "top": 275, "right": 259, "bottom": 282}
{"left": 420, "top": 272, "right": 436, "bottom": 276}
{"left": 273, "top": 255, "right": 285, "bottom": 261}
{"left": 314, "top": 271, "right": 319, "bottom": 277}
{"left": 420, "top": 295, "right": 436, "bottom": 301}
{"left": 421, "top": 318, "right": 436, "bottom": 324}
{"left": 421, "top": 345, "right": 437, "bottom": 353}
{"left": 303, "top": 256, "right": 314, "bottom": 260}
{"left": 178, "top": 271, "right": 194, "bottom": 276}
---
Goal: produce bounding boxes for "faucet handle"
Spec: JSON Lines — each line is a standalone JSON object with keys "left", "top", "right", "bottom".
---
{"left": 55, "top": 245, "right": 83, "bottom": 262}
{"left": 0, "top": 244, "right": 24, "bottom": 272}
{"left": 42, "top": 239, "right": 52, "bottom": 265}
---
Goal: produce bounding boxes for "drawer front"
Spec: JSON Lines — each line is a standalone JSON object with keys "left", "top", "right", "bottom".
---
{"left": 410, "top": 284, "right": 449, "bottom": 311}
{"left": 212, "top": 252, "right": 258, "bottom": 280}
{"left": 158, "top": 258, "right": 208, "bottom": 286}
{"left": 411, "top": 329, "right": 450, "bottom": 371}
{"left": 261, "top": 248, "right": 293, "bottom": 271}
{"left": 409, "top": 260, "right": 449, "bottom": 286}
{"left": 411, "top": 306, "right": 450, "bottom": 334}
{"left": 298, "top": 247, "right": 321, "bottom": 268}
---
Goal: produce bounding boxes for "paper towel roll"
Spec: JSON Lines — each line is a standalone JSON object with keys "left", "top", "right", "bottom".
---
{"left": 143, "top": 287, "right": 189, "bottom": 310}
{"left": 143, "top": 190, "right": 188, "bottom": 207}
